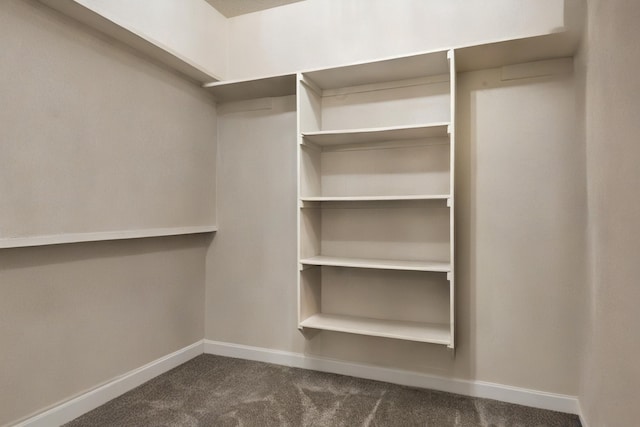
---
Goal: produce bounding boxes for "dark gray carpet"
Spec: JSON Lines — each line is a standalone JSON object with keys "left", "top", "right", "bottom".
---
{"left": 65, "top": 354, "right": 581, "bottom": 426}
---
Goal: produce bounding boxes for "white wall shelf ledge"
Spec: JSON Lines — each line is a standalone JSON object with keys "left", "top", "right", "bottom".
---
{"left": 302, "top": 50, "right": 450, "bottom": 90}
{"left": 302, "top": 123, "right": 450, "bottom": 146}
{"left": 300, "top": 313, "right": 452, "bottom": 345}
{"left": 203, "top": 74, "right": 297, "bottom": 102}
{"left": 455, "top": 32, "right": 579, "bottom": 72}
{"left": 38, "top": 0, "right": 221, "bottom": 84}
{"left": 0, "top": 225, "right": 218, "bottom": 249}
{"left": 300, "top": 256, "right": 450, "bottom": 272}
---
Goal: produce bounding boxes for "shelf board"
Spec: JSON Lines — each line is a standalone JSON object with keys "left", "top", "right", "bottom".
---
{"left": 0, "top": 225, "right": 218, "bottom": 249}
{"left": 303, "top": 50, "right": 450, "bottom": 90}
{"left": 300, "top": 195, "right": 450, "bottom": 202}
{"left": 300, "top": 313, "right": 451, "bottom": 345}
{"left": 203, "top": 74, "right": 297, "bottom": 102}
{"left": 39, "top": 0, "right": 220, "bottom": 84}
{"left": 300, "top": 256, "right": 451, "bottom": 272}
{"left": 456, "top": 32, "right": 579, "bottom": 72}
{"left": 302, "top": 123, "right": 449, "bottom": 146}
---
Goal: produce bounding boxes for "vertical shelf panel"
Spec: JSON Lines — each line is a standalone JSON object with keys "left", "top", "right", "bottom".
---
{"left": 296, "top": 73, "right": 305, "bottom": 327}
{"left": 447, "top": 49, "right": 456, "bottom": 349}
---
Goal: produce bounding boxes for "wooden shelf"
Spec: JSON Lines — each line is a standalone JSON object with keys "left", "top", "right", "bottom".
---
{"left": 0, "top": 225, "right": 217, "bottom": 249}
{"left": 300, "top": 195, "right": 449, "bottom": 202}
{"left": 203, "top": 74, "right": 297, "bottom": 102}
{"left": 300, "top": 313, "right": 451, "bottom": 345}
{"left": 302, "top": 123, "right": 449, "bottom": 146}
{"left": 300, "top": 256, "right": 450, "bottom": 272}
{"left": 303, "top": 50, "right": 449, "bottom": 90}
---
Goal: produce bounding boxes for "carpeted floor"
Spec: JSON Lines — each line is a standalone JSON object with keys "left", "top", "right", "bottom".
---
{"left": 65, "top": 354, "right": 581, "bottom": 426}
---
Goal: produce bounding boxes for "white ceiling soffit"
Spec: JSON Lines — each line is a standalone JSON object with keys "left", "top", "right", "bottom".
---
{"left": 205, "top": 0, "right": 305, "bottom": 18}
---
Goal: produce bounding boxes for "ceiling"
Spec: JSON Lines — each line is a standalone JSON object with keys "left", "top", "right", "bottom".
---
{"left": 204, "top": 0, "right": 305, "bottom": 18}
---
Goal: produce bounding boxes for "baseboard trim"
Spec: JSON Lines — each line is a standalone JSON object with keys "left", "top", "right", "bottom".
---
{"left": 578, "top": 401, "right": 589, "bottom": 427}
{"left": 11, "top": 339, "right": 582, "bottom": 426}
{"left": 203, "top": 339, "right": 579, "bottom": 415}
{"left": 12, "top": 341, "right": 204, "bottom": 427}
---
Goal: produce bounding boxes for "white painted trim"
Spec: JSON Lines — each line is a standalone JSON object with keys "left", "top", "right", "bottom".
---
{"left": 578, "top": 401, "right": 589, "bottom": 427}
{"left": 11, "top": 339, "right": 580, "bottom": 426}
{"left": 12, "top": 341, "right": 204, "bottom": 427}
{"left": 203, "top": 339, "right": 579, "bottom": 415}
{"left": 0, "top": 226, "right": 217, "bottom": 249}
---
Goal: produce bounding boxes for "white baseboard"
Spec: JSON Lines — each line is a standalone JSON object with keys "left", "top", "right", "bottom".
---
{"left": 580, "top": 414, "right": 589, "bottom": 427}
{"left": 578, "top": 401, "right": 589, "bottom": 427}
{"left": 11, "top": 339, "right": 583, "bottom": 426}
{"left": 12, "top": 341, "right": 204, "bottom": 427}
{"left": 203, "top": 339, "right": 580, "bottom": 415}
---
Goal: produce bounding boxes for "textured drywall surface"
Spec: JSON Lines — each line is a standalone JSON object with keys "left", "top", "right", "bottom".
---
{"left": 579, "top": 0, "right": 640, "bottom": 425}
{"left": 0, "top": 0, "right": 217, "bottom": 239}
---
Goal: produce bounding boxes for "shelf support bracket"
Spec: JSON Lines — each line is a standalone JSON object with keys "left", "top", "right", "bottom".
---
{"left": 446, "top": 197, "right": 452, "bottom": 208}
{"left": 300, "top": 263, "right": 321, "bottom": 271}
{"left": 447, "top": 344, "right": 456, "bottom": 358}
{"left": 299, "top": 75, "right": 322, "bottom": 96}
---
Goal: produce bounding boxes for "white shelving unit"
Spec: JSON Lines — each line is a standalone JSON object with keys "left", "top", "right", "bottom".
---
{"left": 297, "top": 49, "right": 456, "bottom": 347}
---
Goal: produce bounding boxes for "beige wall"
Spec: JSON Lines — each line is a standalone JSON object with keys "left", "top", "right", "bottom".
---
{"left": 205, "top": 97, "right": 299, "bottom": 350}
{"left": 579, "top": 0, "right": 640, "bottom": 425}
{"left": 1, "top": 1, "right": 217, "bottom": 239}
{"left": 0, "top": 1, "right": 216, "bottom": 425}
{"left": 206, "top": 64, "right": 585, "bottom": 395}
{"left": 0, "top": 237, "right": 208, "bottom": 426}
{"left": 458, "top": 65, "right": 585, "bottom": 394}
